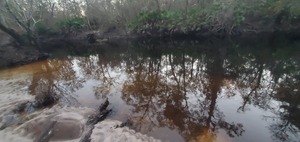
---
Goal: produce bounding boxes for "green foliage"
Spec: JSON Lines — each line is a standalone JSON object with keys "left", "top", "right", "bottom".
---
{"left": 233, "top": 3, "right": 247, "bottom": 25}
{"left": 129, "top": 11, "right": 163, "bottom": 29}
{"left": 2, "top": 0, "right": 300, "bottom": 39}
{"left": 129, "top": 0, "right": 300, "bottom": 36}
{"left": 288, "top": 0, "right": 300, "bottom": 18}
{"left": 261, "top": 0, "right": 300, "bottom": 19}
{"left": 130, "top": 8, "right": 204, "bottom": 34}
{"left": 35, "top": 23, "right": 51, "bottom": 35}
{"left": 57, "top": 16, "right": 86, "bottom": 31}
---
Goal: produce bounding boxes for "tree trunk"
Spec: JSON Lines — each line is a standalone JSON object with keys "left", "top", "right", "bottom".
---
{"left": 4, "top": 1, "right": 36, "bottom": 45}
{"left": 185, "top": 0, "right": 189, "bottom": 17}
{"left": 155, "top": 0, "right": 160, "bottom": 11}
{"left": 0, "top": 22, "right": 24, "bottom": 45}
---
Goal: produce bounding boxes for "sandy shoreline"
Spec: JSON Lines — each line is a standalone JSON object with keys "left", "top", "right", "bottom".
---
{"left": 0, "top": 75, "right": 159, "bottom": 142}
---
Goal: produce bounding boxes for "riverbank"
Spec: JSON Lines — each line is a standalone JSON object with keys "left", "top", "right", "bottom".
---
{"left": 0, "top": 29, "right": 299, "bottom": 69}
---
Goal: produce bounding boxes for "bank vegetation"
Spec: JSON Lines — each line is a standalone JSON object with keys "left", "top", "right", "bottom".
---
{"left": 0, "top": 0, "right": 299, "bottom": 46}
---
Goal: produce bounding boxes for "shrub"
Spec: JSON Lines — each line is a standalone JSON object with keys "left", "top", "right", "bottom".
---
{"left": 35, "top": 23, "right": 52, "bottom": 35}
{"left": 57, "top": 16, "right": 86, "bottom": 33}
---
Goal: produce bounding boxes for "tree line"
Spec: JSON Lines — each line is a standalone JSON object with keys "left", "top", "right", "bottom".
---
{"left": 0, "top": 0, "right": 299, "bottom": 45}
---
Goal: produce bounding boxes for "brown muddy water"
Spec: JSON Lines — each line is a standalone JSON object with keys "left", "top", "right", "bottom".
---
{"left": 0, "top": 37, "right": 300, "bottom": 142}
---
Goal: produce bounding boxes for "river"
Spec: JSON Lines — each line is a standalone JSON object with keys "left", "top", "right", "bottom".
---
{"left": 0, "top": 36, "right": 299, "bottom": 142}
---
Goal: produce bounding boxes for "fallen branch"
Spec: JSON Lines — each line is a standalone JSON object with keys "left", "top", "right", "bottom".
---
{"left": 80, "top": 99, "right": 112, "bottom": 142}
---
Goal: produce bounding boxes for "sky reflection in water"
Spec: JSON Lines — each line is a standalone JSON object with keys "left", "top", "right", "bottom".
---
{"left": 1, "top": 37, "right": 300, "bottom": 142}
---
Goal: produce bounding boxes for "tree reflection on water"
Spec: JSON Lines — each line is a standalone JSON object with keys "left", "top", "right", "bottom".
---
{"left": 121, "top": 39, "right": 300, "bottom": 141}
{"left": 26, "top": 37, "right": 300, "bottom": 141}
{"left": 121, "top": 44, "right": 246, "bottom": 141}
{"left": 28, "top": 59, "right": 84, "bottom": 106}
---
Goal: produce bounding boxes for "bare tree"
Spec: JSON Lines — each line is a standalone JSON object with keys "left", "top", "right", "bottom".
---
{"left": 0, "top": 0, "right": 42, "bottom": 45}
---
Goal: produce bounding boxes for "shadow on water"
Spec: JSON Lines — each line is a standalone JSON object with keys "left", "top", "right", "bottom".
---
{"left": 3, "top": 34, "right": 300, "bottom": 141}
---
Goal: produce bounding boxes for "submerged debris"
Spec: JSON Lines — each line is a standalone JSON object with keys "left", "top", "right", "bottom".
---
{"left": 35, "top": 121, "right": 57, "bottom": 142}
{"left": 34, "top": 94, "right": 58, "bottom": 108}
{"left": 80, "top": 99, "right": 112, "bottom": 142}
{"left": 86, "top": 34, "right": 96, "bottom": 43}
{"left": 13, "top": 93, "right": 58, "bottom": 114}
{"left": 90, "top": 120, "right": 160, "bottom": 142}
{"left": 115, "top": 119, "right": 132, "bottom": 128}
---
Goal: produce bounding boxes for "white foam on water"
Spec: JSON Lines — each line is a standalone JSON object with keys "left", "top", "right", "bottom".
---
{"left": 0, "top": 80, "right": 160, "bottom": 142}
{"left": 0, "top": 105, "right": 95, "bottom": 142}
{"left": 0, "top": 107, "right": 160, "bottom": 142}
{"left": 0, "top": 78, "right": 33, "bottom": 106}
{"left": 91, "top": 119, "right": 161, "bottom": 142}
{"left": 0, "top": 130, "right": 32, "bottom": 142}
{"left": 0, "top": 72, "right": 160, "bottom": 142}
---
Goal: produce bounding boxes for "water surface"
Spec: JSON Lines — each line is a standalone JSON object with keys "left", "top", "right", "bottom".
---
{"left": 0, "top": 37, "right": 300, "bottom": 142}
